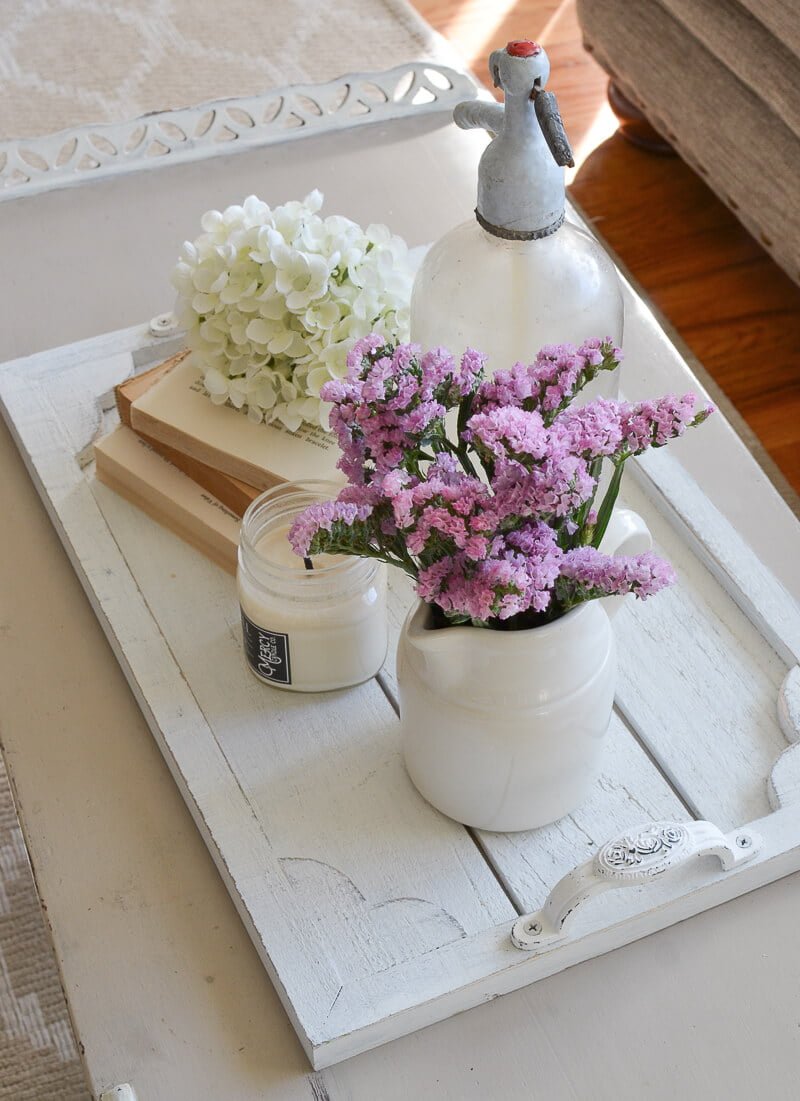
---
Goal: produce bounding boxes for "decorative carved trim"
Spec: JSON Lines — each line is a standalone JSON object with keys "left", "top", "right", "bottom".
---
{"left": 768, "top": 666, "right": 800, "bottom": 809}
{"left": 0, "top": 64, "right": 477, "bottom": 201}
{"left": 777, "top": 665, "right": 800, "bottom": 745}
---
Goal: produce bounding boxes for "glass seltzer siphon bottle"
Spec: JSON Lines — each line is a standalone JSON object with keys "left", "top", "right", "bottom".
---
{"left": 411, "top": 39, "right": 624, "bottom": 398}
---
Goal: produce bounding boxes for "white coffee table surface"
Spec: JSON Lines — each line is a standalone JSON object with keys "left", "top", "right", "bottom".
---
{"left": 1, "top": 69, "right": 799, "bottom": 1099}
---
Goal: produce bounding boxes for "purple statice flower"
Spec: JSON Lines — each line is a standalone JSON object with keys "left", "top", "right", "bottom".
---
{"left": 347, "top": 332, "right": 386, "bottom": 364}
{"left": 559, "top": 546, "right": 677, "bottom": 600}
{"left": 384, "top": 463, "right": 493, "bottom": 561}
{"left": 449, "top": 347, "right": 487, "bottom": 399}
{"left": 416, "top": 552, "right": 531, "bottom": 621}
{"left": 321, "top": 375, "right": 371, "bottom": 483}
{"left": 288, "top": 334, "right": 710, "bottom": 627}
{"left": 506, "top": 521, "right": 560, "bottom": 560}
{"left": 473, "top": 361, "right": 537, "bottom": 411}
{"left": 504, "top": 524, "right": 563, "bottom": 604}
{"left": 551, "top": 398, "right": 625, "bottom": 458}
{"left": 466, "top": 406, "right": 549, "bottom": 464}
{"left": 488, "top": 451, "right": 597, "bottom": 522}
{"left": 619, "top": 394, "right": 714, "bottom": 454}
{"left": 417, "top": 346, "right": 456, "bottom": 392}
{"left": 413, "top": 555, "right": 453, "bottom": 603}
{"left": 535, "top": 343, "right": 590, "bottom": 414}
{"left": 287, "top": 509, "right": 321, "bottom": 558}
{"left": 322, "top": 339, "right": 455, "bottom": 478}
{"left": 552, "top": 393, "right": 714, "bottom": 462}
{"left": 421, "top": 452, "right": 463, "bottom": 485}
{"left": 288, "top": 484, "right": 377, "bottom": 557}
{"left": 475, "top": 338, "right": 622, "bottom": 422}
{"left": 575, "top": 336, "right": 606, "bottom": 366}
{"left": 322, "top": 339, "right": 490, "bottom": 483}
{"left": 416, "top": 525, "right": 562, "bottom": 621}
{"left": 337, "top": 482, "right": 383, "bottom": 509}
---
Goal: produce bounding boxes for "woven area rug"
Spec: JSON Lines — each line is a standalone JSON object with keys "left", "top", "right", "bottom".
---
{"left": 0, "top": 0, "right": 457, "bottom": 140}
{"left": 0, "top": 2, "right": 454, "bottom": 1095}
{"left": 0, "top": 749, "right": 89, "bottom": 1100}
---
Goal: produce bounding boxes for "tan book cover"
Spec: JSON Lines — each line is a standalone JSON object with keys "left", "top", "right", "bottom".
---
{"left": 93, "top": 425, "right": 239, "bottom": 574}
{"left": 115, "top": 354, "right": 260, "bottom": 518}
{"left": 115, "top": 351, "right": 190, "bottom": 424}
{"left": 129, "top": 353, "right": 343, "bottom": 491}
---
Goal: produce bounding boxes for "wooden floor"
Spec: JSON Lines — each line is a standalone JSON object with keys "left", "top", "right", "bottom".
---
{"left": 413, "top": 0, "right": 800, "bottom": 497}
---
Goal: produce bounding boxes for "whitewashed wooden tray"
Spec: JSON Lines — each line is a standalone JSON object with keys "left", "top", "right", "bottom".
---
{"left": 1, "top": 321, "right": 799, "bottom": 1068}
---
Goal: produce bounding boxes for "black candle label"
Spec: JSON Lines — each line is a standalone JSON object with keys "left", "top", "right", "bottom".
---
{"left": 241, "top": 610, "right": 292, "bottom": 685}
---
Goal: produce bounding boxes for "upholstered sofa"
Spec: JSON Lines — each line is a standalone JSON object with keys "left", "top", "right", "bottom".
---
{"left": 576, "top": 0, "right": 800, "bottom": 284}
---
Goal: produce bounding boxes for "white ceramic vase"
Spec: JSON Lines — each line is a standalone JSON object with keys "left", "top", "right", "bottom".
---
{"left": 397, "top": 510, "right": 651, "bottom": 832}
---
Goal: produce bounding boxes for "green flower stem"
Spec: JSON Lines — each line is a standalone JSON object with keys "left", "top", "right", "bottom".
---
{"left": 591, "top": 455, "right": 628, "bottom": 549}
{"left": 573, "top": 456, "right": 603, "bottom": 547}
{"left": 456, "top": 444, "right": 480, "bottom": 479}
{"left": 431, "top": 434, "right": 482, "bottom": 480}
{"left": 456, "top": 391, "right": 474, "bottom": 444}
{"left": 353, "top": 545, "right": 417, "bottom": 579}
{"left": 391, "top": 543, "right": 419, "bottom": 577}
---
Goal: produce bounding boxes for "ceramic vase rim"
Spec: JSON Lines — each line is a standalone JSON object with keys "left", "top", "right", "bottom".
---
{"left": 412, "top": 596, "right": 601, "bottom": 642}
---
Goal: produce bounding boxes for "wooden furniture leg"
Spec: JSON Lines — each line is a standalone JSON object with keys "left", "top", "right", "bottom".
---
{"left": 607, "top": 80, "right": 675, "bottom": 155}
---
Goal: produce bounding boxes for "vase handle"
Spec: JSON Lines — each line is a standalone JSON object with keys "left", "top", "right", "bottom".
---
{"left": 598, "top": 507, "right": 652, "bottom": 620}
{"left": 600, "top": 506, "right": 652, "bottom": 557}
{"left": 511, "top": 819, "right": 761, "bottom": 951}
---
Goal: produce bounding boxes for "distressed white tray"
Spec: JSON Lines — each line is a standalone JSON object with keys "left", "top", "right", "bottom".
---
{"left": 1, "top": 321, "right": 799, "bottom": 1068}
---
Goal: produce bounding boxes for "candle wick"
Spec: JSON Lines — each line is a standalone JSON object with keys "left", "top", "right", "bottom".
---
{"left": 303, "top": 556, "right": 314, "bottom": 571}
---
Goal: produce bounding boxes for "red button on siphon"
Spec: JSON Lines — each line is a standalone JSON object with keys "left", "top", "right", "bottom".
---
{"left": 506, "top": 39, "right": 541, "bottom": 57}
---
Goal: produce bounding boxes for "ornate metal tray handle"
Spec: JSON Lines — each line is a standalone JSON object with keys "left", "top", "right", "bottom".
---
{"left": 511, "top": 820, "right": 761, "bottom": 951}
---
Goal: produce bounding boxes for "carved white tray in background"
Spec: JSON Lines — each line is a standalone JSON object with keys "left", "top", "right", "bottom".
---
{"left": 1, "top": 322, "right": 799, "bottom": 1068}
{"left": 0, "top": 63, "right": 476, "bottom": 199}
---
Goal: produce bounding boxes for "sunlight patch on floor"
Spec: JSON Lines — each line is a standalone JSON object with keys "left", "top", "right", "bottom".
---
{"left": 534, "top": 0, "right": 573, "bottom": 46}
{"left": 567, "top": 100, "right": 617, "bottom": 182}
{"left": 441, "top": 0, "right": 530, "bottom": 64}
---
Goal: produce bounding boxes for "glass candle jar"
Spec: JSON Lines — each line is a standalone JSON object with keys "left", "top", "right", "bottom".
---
{"left": 237, "top": 481, "right": 388, "bottom": 692}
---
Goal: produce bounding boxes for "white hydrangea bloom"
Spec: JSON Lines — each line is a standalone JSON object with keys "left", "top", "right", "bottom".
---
{"left": 171, "top": 191, "right": 413, "bottom": 431}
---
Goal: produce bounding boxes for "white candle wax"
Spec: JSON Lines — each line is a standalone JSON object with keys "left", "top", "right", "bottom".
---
{"left": 237, "top": 483, "right": 388, "bottom": 692}
{"left": 253, "top": 527, "right": 345, "bottom": 571}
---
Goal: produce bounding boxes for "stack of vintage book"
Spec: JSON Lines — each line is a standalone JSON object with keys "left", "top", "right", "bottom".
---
{"left": 93, "top": 351, "right": 341, "bottom": 573}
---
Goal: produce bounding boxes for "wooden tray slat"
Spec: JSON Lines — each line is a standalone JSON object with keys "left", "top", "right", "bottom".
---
{"left": 615, "top": 475, "right": 789, "bottom": 829}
